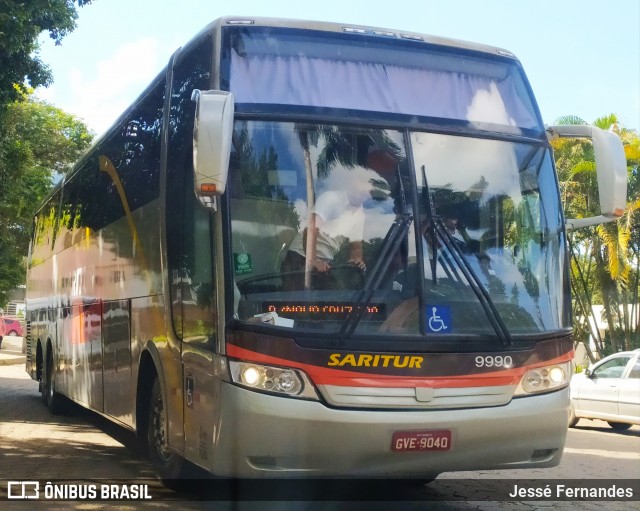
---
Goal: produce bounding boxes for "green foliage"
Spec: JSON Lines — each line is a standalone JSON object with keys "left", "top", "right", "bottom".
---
{"left": 0, "top": 0, "right": 93, "bottom": 303}
{"left": 0, "top": 94, "right": 93, "bottom": 304}
{"left": 0, "top": 1, "right": 92, "bottom": 111}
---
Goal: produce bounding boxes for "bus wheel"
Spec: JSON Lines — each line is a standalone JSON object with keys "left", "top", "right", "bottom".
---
{"left": 41, "top": 350, "right": 66, "bottom": 414}
{"left": 147, "top": 377, "right": 185, "bottom": 481}
{"left": 568, "top": 403, "right": 578, "bottom": 428}
{"left": 607, "top": 421, "right": 632, "bottom": 431}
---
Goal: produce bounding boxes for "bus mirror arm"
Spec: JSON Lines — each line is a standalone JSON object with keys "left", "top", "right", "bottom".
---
{"left": 565, "top": 215, "right": 621, "bottom": 231}
{"left": 192, "top": 89, "right": 235, "bottom": 209}
{"left": 546, "top": 124, "right": 627, "bottom": 231}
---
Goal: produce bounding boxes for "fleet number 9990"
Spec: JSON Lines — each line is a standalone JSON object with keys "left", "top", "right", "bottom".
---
{"left": 475, "top": 355, "right": 513, "bottom": 368}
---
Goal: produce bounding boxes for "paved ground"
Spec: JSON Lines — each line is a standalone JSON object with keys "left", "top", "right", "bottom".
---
{"left": 0, "top": 335, "right": 25, "bottom": 367}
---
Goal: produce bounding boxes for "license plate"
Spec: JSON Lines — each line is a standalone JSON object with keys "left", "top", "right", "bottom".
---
{"left": 392, "top": 430, "right": 452, "bottom": 452}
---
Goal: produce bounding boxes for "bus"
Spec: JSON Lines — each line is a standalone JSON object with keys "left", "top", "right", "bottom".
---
{"left": 25, "top": 16, "right": 628, "bottom": 481}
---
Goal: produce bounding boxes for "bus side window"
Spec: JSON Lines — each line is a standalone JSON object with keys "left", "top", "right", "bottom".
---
{"left": 166, "top": 36, "right": 215, "bottom": 345}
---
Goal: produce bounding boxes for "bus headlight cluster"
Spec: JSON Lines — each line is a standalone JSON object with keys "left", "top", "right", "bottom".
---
{"left": 514, "top": 362, "right": 571, "bottom": 396}
{"left": 229, "top": 360, "right": 318, "bottom": 400}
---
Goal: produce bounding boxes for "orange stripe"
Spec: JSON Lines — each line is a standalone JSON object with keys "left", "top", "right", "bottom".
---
{"left": 226, "top": 344, "right": 573, "bottom": 389}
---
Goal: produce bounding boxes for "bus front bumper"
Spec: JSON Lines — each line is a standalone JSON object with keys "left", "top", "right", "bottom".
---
{"left": 211, "top": 381, "right": 569, "bottom": 477}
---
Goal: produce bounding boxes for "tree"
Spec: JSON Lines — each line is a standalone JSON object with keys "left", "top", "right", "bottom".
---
{"left": 0, "top": 93, "right": 93, "bottom": 305}
{"left": 0, "top": 0, "right": 92, "bottom": 111}
{"left": 553, "top": 114, "right": 640, "bottom": 358}
{"left": 0, "top": 0, "right": 93, "bottom": 306}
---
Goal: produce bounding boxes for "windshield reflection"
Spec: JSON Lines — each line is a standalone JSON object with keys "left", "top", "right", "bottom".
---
{"left": 228, "top": 122, "right": 570, "bottom": 342}
{"left": 405, "top": 132, "right": 569, "bottom": 335}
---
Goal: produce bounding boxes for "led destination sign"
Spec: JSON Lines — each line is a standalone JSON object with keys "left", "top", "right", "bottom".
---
{"left": 263, "top": 302, "right": 386, "bottom": 320}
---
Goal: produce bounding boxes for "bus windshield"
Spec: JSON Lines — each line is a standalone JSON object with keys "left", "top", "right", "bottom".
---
{"left": 228, "top": 121, "right": 570, "bottom": 342}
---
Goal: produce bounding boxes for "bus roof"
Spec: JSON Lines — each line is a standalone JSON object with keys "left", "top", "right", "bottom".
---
{"left": 204, "top": 16, "right": 519, "bottom": 61}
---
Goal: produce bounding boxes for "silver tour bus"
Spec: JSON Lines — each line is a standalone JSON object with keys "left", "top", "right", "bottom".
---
{"left": 25, "top": 17, "right": 627, "bottom": 481}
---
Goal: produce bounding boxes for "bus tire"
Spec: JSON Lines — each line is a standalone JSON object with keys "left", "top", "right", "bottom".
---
{"left": 147, "top": 377, "right": 185, "bottom": 482}
{"left": 607, "top": 421, "right": 632, "bottom": 431}
{"left": 42, "top": 349, "right": 67, "bottom": 415}
{"left": 568, "top": 402, "right": 578, "bottom": 428}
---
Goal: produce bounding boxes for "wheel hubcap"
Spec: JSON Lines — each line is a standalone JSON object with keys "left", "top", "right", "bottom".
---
{"left": 152, "top": 393, "right": 172, "bottom": 461}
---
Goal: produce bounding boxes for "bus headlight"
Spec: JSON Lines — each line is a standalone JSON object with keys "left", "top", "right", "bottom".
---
{"left": 229, "top": 360, "right": 319, "bottom": 400}
{"left": 241, "top": 365, "right": 261, "bottom": 387}
{"left": 514, "top": 362, "right": 571, "bottom": 396}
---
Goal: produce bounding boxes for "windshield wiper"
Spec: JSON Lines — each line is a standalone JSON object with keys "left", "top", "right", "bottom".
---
{"left": 338, "top": 213, "right": 413, "bottom": 340}
{"left": 420, "top": 165, "right": 439, "bottom": 284}
{"left": 338, "top": 156, "right": 413, "bottom": 340}
{"left": 432, "top": 217, "right": 513, "bottom": 346}
{"left": 419, "top": 164, "right": 511, "bottom": 346}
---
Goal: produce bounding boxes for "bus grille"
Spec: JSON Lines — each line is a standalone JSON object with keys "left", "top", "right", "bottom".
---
{"left": 318, "top": 384, "right": 514, "bottom": 409}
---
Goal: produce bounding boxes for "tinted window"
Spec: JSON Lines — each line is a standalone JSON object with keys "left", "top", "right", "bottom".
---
{"left": 166, "top": 37, "right": 216, "bottom": 343}
{"left": 60, "top": 81, "right": 165, "bottom": 236}
{"left": 100, "top": 82, "right": 165, "bottom": 214}
{"left": 31, "top": 189, "right": 62, "bottom": 264}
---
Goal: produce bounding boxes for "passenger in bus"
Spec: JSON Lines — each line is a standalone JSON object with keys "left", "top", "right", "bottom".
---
{"left": 281, "top": 151, "right": 395, "bottom": 291}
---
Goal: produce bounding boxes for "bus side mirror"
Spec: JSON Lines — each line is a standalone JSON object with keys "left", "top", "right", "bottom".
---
{"left": 192, "top": 90, "right": 234, "bottom": 208}
{"left": 546, "top": 124, "right": 627, "bottom": 230}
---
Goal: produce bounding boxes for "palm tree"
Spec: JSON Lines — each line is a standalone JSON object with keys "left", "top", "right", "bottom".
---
{"left": 553, "top": 114, "right": 640, "bottom": 356}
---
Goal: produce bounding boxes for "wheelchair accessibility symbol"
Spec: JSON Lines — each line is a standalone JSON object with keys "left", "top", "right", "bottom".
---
{"left": 426, "top": 305, "right": 452, "bottom": 333}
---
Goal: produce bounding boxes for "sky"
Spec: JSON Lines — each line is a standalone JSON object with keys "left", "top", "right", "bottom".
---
{"left": 35, "top": 0, "right": 640, "bottom": 136}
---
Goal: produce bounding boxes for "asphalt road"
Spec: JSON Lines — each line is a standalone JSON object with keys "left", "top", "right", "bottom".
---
{"left": 0, "top": 335, "right": 638, "bottom": 510}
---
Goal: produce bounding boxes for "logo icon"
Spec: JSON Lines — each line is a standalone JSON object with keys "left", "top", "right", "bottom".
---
{"left": 233, "top": 252, "right": 253, "bottom": 275}
{"left": 8, "top": 481, "right": 40, "bottom": 499}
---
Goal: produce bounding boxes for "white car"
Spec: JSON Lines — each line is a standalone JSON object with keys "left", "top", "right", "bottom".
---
{"left": 569, "top": 349, "right": 640, "bottom": 430}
